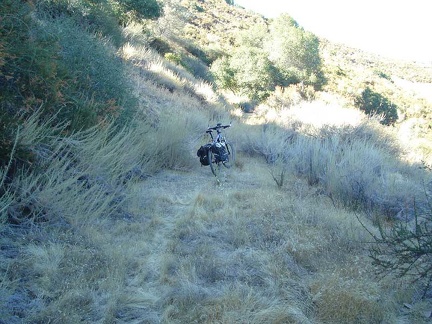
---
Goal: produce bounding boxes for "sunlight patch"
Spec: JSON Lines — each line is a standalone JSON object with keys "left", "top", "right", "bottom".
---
{"left": 289, "top": 101, "right": 365, "bottom": 128}
{"left": 245, "top": 100, "right": 365, "bottom": 129}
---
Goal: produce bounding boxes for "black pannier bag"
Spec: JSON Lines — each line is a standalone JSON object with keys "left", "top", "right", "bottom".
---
{"left": 197, "top": 144, "right": 212, "bottom": 165}
{"left": 212, "top": 142, "right": 228, "bottom": 162}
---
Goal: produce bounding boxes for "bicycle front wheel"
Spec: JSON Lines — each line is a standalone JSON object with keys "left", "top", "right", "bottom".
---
{"left": 222, "top": 142, "right": 235, "bottom": 168}
{"left": 208, "top": 148, "right": 219, "bottom": 177}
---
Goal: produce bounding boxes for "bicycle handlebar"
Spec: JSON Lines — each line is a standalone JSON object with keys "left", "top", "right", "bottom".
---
{"left": 207, "top": 123, "right": 231, "bottom": 132}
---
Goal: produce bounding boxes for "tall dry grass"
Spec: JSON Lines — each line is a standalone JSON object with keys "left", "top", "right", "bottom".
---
{"left": 236, "top": 103, "right": 431, "bottom": 221}
{"left": 145, "top": 165, "right": 402, "bottom": 323}
{"left": 2, "top": 81, "right": 430, "bottom": 324}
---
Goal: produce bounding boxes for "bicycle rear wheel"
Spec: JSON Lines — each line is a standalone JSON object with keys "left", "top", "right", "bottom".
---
{"left": 222, "top": 142, "right": 235, "bottom": 168}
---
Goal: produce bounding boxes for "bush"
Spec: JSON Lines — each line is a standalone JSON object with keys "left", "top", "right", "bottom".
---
{"left": 211, "top": 47, "right": 277, "bottom": 101}
{"left": 45, "top": 17, "right": 138, "bottom": 129}
{"left": 210, "top": 56, "right": 237, "bottom": 93}
{"left": 35, "top": 0, "right": 124, "bottom": 44}
{"left": 355, "top": 87, "right": 398, "bottom": 126}
{"left": 0, "top": 0, "right": 65, "bottom": 166}
{"left": 117, "top": 0, "right": 162, "bottom": 20}
{"left": 36, "top": 0, "right": 161, "bottom": 33}
{"left": 265, "top": 14, "right": 325, "bottom": 88}
{"left": 361, "top": 203, "right": 432, "bottom": 298}
{"left": 1, "top": 1, "right": 64, "bottom": 112}
{"left": 0, "top": 1, "right": 139, "bottom": 170}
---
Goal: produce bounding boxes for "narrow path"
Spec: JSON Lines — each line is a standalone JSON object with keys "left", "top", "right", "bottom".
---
{"left": 118, "top": 158, "right": 275, "bottom": 321}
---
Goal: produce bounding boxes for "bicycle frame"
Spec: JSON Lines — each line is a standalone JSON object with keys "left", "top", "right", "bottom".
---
{"left": 206, "top": 128, "right": 225, "bottom": 144}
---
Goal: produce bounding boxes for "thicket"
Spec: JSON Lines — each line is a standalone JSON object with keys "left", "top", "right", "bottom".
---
{"left": 210, "top": 14, "right": 324, "bottom": 101}
{"left": 36, "top": 0, "right": 162, "bottom": 29}
{"left": 0, "top": 0, "right": 166, "bottom": 169}
{"left": 355, "top": 87, "right": 398, "bottom": 126}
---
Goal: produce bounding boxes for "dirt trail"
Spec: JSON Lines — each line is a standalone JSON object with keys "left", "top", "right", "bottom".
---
{"left": 119, "top": 158, "right": 277, "bottom": 319}
{"left": 139, "top": 158, "right": 270, "bottom": 209}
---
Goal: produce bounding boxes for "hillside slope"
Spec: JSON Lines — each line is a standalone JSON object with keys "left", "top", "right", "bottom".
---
{"left": 1, "top": 0, "right": 432, "bottom": 322}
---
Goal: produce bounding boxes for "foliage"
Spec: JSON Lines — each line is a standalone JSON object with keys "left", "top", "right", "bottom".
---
{"left": 229, "top": 47, "right": 277, "bottom": 101}
{"left": 266, "top": 14, "right": 324, "bottom": 88}
{"left": 210, "top": 14, "right": 324, "bottom": 100}
{"left": 360, "top": 203, "right": 432, "bottom": 297}
{"left": 35, "top": 0, "right": 124, "bottom": 44}
{"left": 236, "top": 22, "right": 268, "bottom": 48}
{"left": 211, "top": 47, "right": 277, "bottom": 101}
{"left": 0, "top": 0, "right": 139, "bottom": 168}
{"left": 114, "top": 0, "right": 162, "bottom": 25}
{"left": 210, "top": 56, "right": 238, "bottom": 93}
{"left": 2, "top": 0, "right": 432, "bottom": 322}
{"left": 165, "top": 52, "right": 183, "bottom": 65}
{"left": 355, "top": 87, "right": 398, "bottom": 125}
{"left": 50, "top": 18, "right": 138, "bottom": 128}
{"left": 36, "top": 0, "right": 161, "bottom": 32}
{"left": 0, "top": 0, "right": 63, "bottom": 166}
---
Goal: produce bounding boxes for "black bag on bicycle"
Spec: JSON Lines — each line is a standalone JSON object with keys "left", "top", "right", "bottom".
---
{"left": 197, "top": 144, "right": 212, "bottom": 166}
{"left": 211, "top": 142, "right": 228, "bottom": 162}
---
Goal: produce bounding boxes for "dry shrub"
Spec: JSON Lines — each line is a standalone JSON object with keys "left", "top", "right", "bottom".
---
{"left": 244, "top": 119, "right": 428, "bottom": 217}
{"left": 235, "top": 122, "right": 296, "bottom": 161}
{"left": 266, "top": 84, "right": 315, "bottom": 109}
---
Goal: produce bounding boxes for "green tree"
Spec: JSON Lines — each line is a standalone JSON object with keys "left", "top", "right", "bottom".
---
{"left": 211, "top": 47, "right": 277, "bottom": 101}
{"left": 236, "top": 23, "right": 269, "bottom": 48}
{"left": 230, "top": 46, "right": 276, "bottom": 100}
{"left": 355, "top": 87, "right": 398, "bottom": 125}
{"left": 210, "top": 56, "right": 238, "bottom": 93}
{"left": 265, "top": 14, "right": 324, "bottom": 87}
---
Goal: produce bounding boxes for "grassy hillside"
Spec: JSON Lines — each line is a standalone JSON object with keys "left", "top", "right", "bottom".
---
{"left": 1, "top": 0, "right": 432, "bottom": 322}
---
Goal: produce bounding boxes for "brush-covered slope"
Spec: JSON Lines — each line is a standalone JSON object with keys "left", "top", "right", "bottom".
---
{"left": 1, "top": 0, "right": 432, "bottom": 323}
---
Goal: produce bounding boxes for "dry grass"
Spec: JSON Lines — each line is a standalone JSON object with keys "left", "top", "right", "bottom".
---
{"left": 116, "top": 159, "right": 402, "bottom": 323}
{"left": 2, "top": 92, "right": 430, "bottom": 324}
{"left": 2, "top": 4, "right": 432, "bottom": 323}
{"left": 2, "top": 57, "right": 431, "bottom": 324}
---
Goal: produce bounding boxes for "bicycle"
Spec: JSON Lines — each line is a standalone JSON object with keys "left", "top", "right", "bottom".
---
{"left": 197, "top": 123, "right": 236, "bottom": 176}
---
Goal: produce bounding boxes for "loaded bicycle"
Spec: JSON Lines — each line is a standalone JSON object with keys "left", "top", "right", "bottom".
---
{"left": 197, "top": 123, "right": 235, "bottom": 176}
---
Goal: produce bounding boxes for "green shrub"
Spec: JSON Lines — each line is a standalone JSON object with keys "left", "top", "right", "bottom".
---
{"left": 1, "top": 1, "right": 64, "bottom": 111}
{"left": 355, "top": 87, "right": 398, "bottom": 125}
{"left": 210, "top": 56, "right": 238, "bottom": 93}
{"left": 211, "top": 47, "right": 277, "bottom": 101}
{"left": 164, "top": 52, "right": 182, "bottom": 65}
{"left": 35, "top": 0, "right": 124, "bottom": 44}
{"left": 47, "top": 17, "right": 138, "bottom": 128}
{"left": 0, "top": 0, "right": 64, "bottom": 166}
{"left": 117, "top": 0, "right": 162, "bottom": 20}
{"left": 266, "top": 14, "right": 325, "bottom": 88}
{"left": 0, "top": 1, "right": 139, "bottom": 169}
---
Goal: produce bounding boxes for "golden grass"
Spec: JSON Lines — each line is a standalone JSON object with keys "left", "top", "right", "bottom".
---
{"left": 2, "top": 7, "right": 432, "bottom": 323}
{"left": 2, "top": 105, "right": 429, "bottom": 323}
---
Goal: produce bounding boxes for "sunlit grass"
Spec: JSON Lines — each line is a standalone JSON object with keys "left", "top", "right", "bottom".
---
{"left": 2, "top": 2, "right": 432, "bottom": 322}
